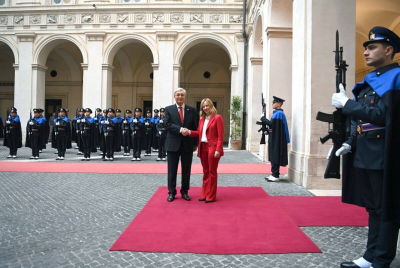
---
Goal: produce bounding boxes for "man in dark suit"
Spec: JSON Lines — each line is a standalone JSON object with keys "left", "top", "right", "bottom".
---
{"left": 164, "top": 88, "right": 198, "bottom": 202}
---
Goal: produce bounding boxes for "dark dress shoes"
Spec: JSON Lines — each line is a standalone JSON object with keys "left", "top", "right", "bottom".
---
{"left": 198, "top": 198, "right": 206, "bottom": 201}
{"left": 205, "top": 200, "right": 215, "bottom": 203}
{"left": 182, "top": 193, "right": 191, "bottom": 201}
{"left": 340, "top": 262, "right": 361, "bottom": 268}
{"left": 167, "top": 194, "right": 175, "bottom": 202}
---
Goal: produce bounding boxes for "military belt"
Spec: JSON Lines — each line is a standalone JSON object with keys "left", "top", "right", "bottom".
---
{"left": 357, "top": 123, "right": 385, "bottom": 134}
{"left": 31, "top": 129, "right": 40, "bottom": 132}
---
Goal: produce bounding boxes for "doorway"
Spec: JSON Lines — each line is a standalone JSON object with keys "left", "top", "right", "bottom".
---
{"left": 45, "top": 99, "right": 62, "bottom": 119}
{"left": 143, "top": 100, "right": 153, "bottom": 115}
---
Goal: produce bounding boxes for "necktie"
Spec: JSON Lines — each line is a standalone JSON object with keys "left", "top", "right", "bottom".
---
{"left": 179, "top": 106, "right": 183, "bottom": 124}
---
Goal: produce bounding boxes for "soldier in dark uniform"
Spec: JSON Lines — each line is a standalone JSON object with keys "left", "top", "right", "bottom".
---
{"left": 4, "top": 108, "right": 22, "bottom": 158}
{"left": 156, "top": 108, "right": 167, "bottom": 161}
{"left": 152, "top": 109, "right": 160, "bottom": 152}
{"left": 52, "top": 108, "right": 72, "bottom": 160}
{"left": 38, "top": 109, "right": 47, "bottom": 152}
{"left": 99, "top": 109, "right": 107, "bottom": 158}
{"left": 26, "top": 108, "right": 46, "bottom": 159}
{"left": 331, "top": 27, "right": 400, "bottom": 268}
{"left": 94, "top": 108, "right": 104, "bottom": 149}
{"left": 121, "top": 110, "right": 133, "bottom": 156}
{"left": 0, "top": 114, "right": 4, "bottom": 139}
{"left": 72, "top": 108, "right": 85, "bottom": 154}
{"left": 144, "top": 110, "right": 154, "bottom": 156}
{"left": 100, "top": 108, "right": 119, "bottom": 161}
{"left": 131, "top": 108, "right": 144, "bottom": 161}
{"left": 259, "top": 96, "right": 290, "bottom": 182}
{"left": 79, "top": 108, "right": 97, "bottom": 161}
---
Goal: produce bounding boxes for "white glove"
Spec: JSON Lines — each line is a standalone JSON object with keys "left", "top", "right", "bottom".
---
{"left": 159, "top": 120, "right": 163, "bottom": 123}
{"left": 159, "top": 131, "right": 162, "bottom": 135}
{"left": 81, "top": 119, "right": 85, "bottom": 123}
{"left": 56, "top": 122, "right": 59, "bottom": 125}
{"left": 327, "top": 146, "right": 333, "bottom": 159}
{"left": 335, "top": 143, "right": 351, "bottom": 156}
{"left": 332, "top": 83, "right": 350, "bottom": 108}
{"left": 77, "top": 119, "right": 81, "bottom": 123}
{"left": 106, "top": 121, "right": 109, "bottom": 125}
{"left": 29, "top": 122, "right": 33, "bottom": 125}
{"left": 123, "top": 120, "right": 127, "bottom": 123}
{"left": 6, "top": 120, "right": 10, "bottom": 124}
{"left": 133, "top": 119, "right": 138, "bottom": 123}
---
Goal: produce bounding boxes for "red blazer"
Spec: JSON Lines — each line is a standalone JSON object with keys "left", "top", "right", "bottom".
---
{"left": 190, "top": 114, "right": 224, "bottom": 157}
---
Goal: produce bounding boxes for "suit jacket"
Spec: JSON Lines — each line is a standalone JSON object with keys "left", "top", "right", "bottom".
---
{"left": 190, "top": 114, "right": 224, "bottom": 157}
{"left": 164, "top": 104, "right": 198, "bottom": 152}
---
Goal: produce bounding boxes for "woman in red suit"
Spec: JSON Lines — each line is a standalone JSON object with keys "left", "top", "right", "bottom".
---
{"left": 185, "top": 98, "right": 224, "bottom": 203}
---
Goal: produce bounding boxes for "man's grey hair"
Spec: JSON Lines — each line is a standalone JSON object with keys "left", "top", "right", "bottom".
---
{"left": 174, "top": 88, "right": 186, "bottom": 96}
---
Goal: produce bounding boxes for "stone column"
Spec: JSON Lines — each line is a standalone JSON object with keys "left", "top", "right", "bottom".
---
{"left": 247, "top": 57, "right": 263, "bottom": 152}
{"left": 31, "top": 64, "right": 47, "bottom": 110}
{"left": 14, "top": 33, "right": 35, "bottom": 126}
{"left": 101, "top": 64, "right": 114, "bottom": 108}
{"left": 153, "top": 32, "right": 177, "bottom": 109}
{"left": 83, "top": 32, "right": 106, "bottom": 109}
{"left": 290, "top": 0, "right": 356, "bottom": 189}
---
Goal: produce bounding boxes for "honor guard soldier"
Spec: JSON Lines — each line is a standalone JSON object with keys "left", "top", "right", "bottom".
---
{"left": 99, "top": 109, "right": 108, "bottom": 158}
{"left": 121, "top": 110, "right": 133, "bottom": 156}
{"left": 115, "top": 108, "right": 124, "bottom": 151}
{"left": 38, "top": 109, "right": 47, "bottom": 152}
{"left": 260, "top": 96, "right": 290, "bottom": 182}
{"left": 4, "top": 107, "right": 22, "bottom": 158}
{"left": 152, "top": 109, "right": 160, "bottom": 152}
{"left": 26, "top": 108, "right": 46, "bottom": 159}
{"left": 79, "top": 108, "right": 97, "bottom": 161}
{"left": 144, "top": 110, "right": 154, "bottom": 156}
{"left": 94, "top": 108, "right": 104, "bottom": 149}
{"left": 72, "top": 108, "right": 85, "bottom": 154}
{"left": 331, "top": 27, "right": 400, "bottom": 268}
{"left": 131, "top": 108, "right": 144, "bottom": 161}
{"left": 52, "top": 108, "right": 72, "bottom": 160}
{"left": 100, "top": 108, "right": 120, "bottom": 161}
{"left": 156, "top": 108, "right": 167, "bottom": 161}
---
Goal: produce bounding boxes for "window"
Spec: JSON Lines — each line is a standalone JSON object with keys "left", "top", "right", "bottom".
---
{"left": 52, "top": 0, "right": 75, "bottom": 5}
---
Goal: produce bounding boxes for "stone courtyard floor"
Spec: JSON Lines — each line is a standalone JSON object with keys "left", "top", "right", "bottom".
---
{"left": 1, "top": 145, "right": 399, "bottom": 268}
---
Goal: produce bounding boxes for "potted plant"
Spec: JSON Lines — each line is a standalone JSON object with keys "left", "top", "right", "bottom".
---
{"left": 229, "top": 95, "right": 243, "bottom": 150}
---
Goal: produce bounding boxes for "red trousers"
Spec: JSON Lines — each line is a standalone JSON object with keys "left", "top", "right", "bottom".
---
{"left": 199, "top": 142, "right": 220, "bottom": 201}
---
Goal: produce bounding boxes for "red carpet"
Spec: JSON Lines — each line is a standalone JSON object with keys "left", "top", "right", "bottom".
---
{"left": 0, "top": 162, "right": 286, "bottom": 174}
{"left": 272, "top": 196, "right": 368, "bottom": 226}
{"left": 110, "top": 187, "right": 321, "bottom": 254}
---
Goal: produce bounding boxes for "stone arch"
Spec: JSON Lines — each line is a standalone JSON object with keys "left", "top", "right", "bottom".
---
{"left": 103, "top": 34, "right": 158, "bottom": 65}
{"left": 174, "top": 33, "right": 238, "bottom": 66}
{"left": 266, "top": 0, "right": 292, "bottom": 28}
{"left": 33, "top": 34, "right": 88, "bottom": 66}
{"left": 252, "top": 10, "right": 264, "bottom": 58}
{"left": 0, "top": 36, "right": 19, "bottom": 64}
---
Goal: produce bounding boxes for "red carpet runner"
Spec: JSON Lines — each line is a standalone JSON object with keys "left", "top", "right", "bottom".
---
{"left": 110, "top": 187, "right": 321, "bottom": 254}
{"left": 272, "top": 196, "right": 368, "bottom": 227}
{"left": 0, "top": 162, "right": 287, "bottom": 174}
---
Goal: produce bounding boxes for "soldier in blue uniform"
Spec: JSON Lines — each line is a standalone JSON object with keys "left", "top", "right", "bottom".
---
{"left": 52, "top": 108, "right": 72, "bottom": 160}
{"left": 144, "top": 110, "right": 154, "bottom": 156}
{"left": 332, "top": 27, "right": 400, "bottom": 268}
{"left": 156, "top": 108, "right": 167, "bottom": 161}
{"left": 79, "top": 108, "right": 97, "bottom": 161}
{"left": 131, "top": 108, "right": 144, "bottom": 161}
{"left": 100, "top": 108, "right": 120, "bottom": 161}
{"left": 72, "top": 108, "right": 84, "bottom": 154}
{"left": 152, "top": 109, "right": 160, "bottom": 152}
{"left": 26, "top": 108, "right": 46, "bottom": 159}
{"left": 4, "top": 108, "right": 22, "bottom": 158}
{"left": 94, "top": 108, "right": 103, "bottom": 149}
{"left": 259, "top": 96, "right": 290, "bottom": 182}
{"left": 121, "top": 110, "right": 133, "bottom": 156}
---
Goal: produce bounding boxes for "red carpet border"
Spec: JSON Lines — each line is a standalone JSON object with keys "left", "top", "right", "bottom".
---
{"left": 110, "top": 187, "right": 321, "bottom": 254}
{"left": 272, "top": 196, "right": 368, "bottom": 227}
{"left": 0, "top": 162, "right": 287, "bottom": 174}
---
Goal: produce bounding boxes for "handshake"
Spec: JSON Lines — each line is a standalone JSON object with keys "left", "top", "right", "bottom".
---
{"left": 181, "top": 128, "right": 191, "bottom": 136}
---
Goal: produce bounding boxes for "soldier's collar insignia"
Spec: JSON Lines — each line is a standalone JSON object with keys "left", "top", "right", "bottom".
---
{"left": 370, "top": 31, "right": 375, "bottom": 40}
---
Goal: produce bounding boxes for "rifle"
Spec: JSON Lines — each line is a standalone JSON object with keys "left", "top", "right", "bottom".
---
{"left": 5, "top": 110, "right": 11, "bottom": 137}
{"left": 256, "top": 93, "right": 269, "bottom": 144}
{"left": 316, "top": 30, "right": 349, "bottom": 179}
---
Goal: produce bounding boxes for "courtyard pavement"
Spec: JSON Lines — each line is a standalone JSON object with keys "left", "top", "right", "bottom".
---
{"left": 1, "top": 144, "right": 399, "bottom": 268}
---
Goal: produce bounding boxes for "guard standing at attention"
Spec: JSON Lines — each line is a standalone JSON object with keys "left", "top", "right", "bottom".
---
{"left": 4, "top": 107, "right": 22, "bottom": 158}
{"left": 26, "top": 108, "right": 46, "bottom": 159}
{"left": 52, "top": 108, "right": 72, "bottom": 160}
{"left": 80, "top": 108, "right": 97, "bottom": 161}
{"left": 121, "top": 110, "right": 133, "bottom": 156}
{"left": 152, "top": 109, "right": 160, "bottom": 152}
{"left": 144, "top": 110, "right": 154, "bottom": 156}
{"left": 260, "top": 96, "right": 290, "bottom": 182}
{"left": 94, "top": 108, "right": 104, "bottom": 149}
{"left": 131, "top": 108, "right": 144, "bottom": 161}
{"left": 101, "top": 108, "right": 119, "bottom": 161}
{"left": 156, "top": 108, "right": 167, "bottom": 161}
{"left": 332, "top": 27, "right": 400, "bottom": 268}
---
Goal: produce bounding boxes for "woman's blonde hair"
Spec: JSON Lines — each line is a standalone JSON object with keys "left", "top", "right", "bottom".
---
{"left": 199, "top": 98, "right": 217, "bottom": 118}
